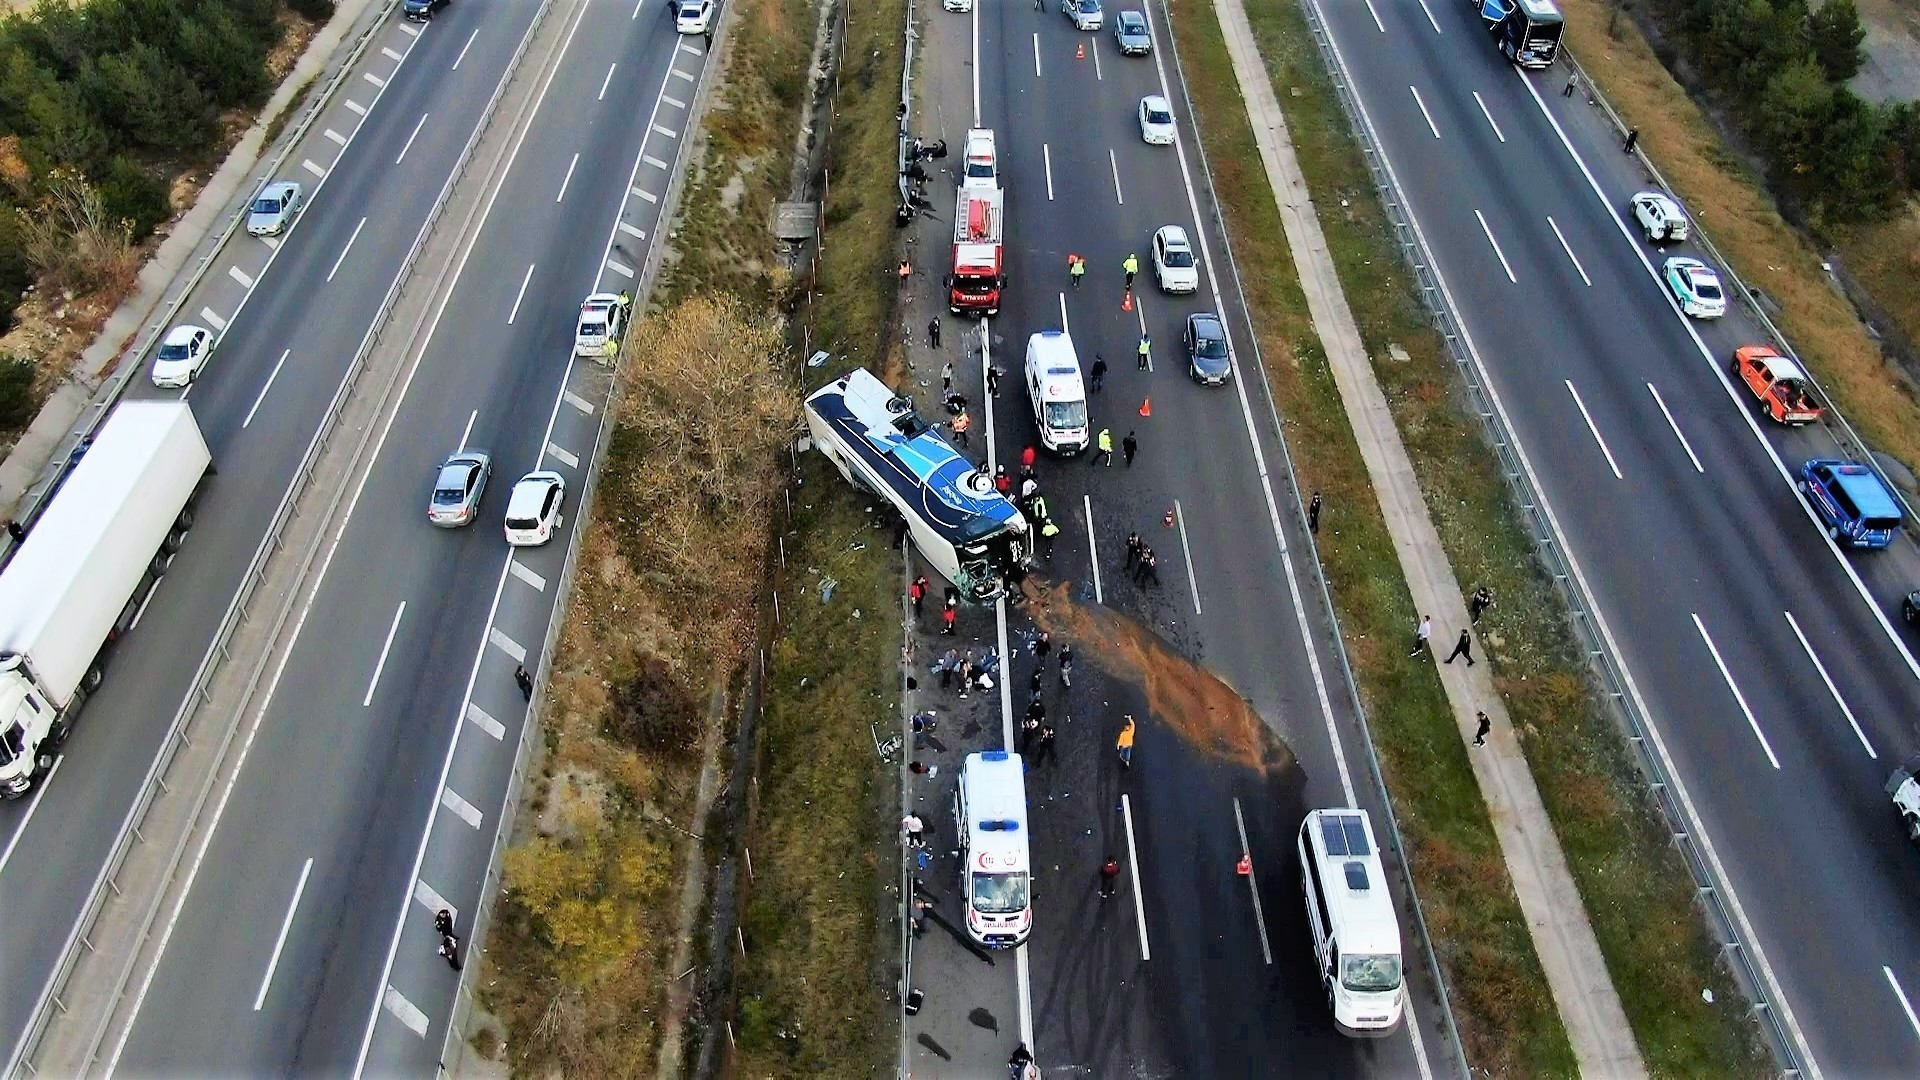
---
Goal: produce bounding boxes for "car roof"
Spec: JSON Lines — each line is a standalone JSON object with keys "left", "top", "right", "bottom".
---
{"left": 258, "top": 180, "right": 299, "bottom": 198}
{"left": 1189, "top": 312, "right": 1224, "bottom": 334}
{"left": 1157, "top": 224, "right": 1190, "bottom": 246}
{"left": 507, "top": 473, "right": 562, "bottom": 512}
{"left": 444, "top": 451, "right": 489, "bottom": 467}
{"left": 1142, "top": 94, "right": 1170, "bottom": 108}
{"left": 1118, "top": 9, "right": 1144, "bottom": 24}
{"left": 1635, "top": 190, "right": 1678, "bottom": 209}
{"left": 163, "top": 324, "right": 207, "bottom": 344}
{"left": 1822, "top": 464, "right": 1903, "bottom": 519}
{"left": 1667, "top": 256, "right": 1707, "bottom": 273}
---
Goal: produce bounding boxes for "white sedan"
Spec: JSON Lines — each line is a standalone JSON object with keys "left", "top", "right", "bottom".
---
{"left": 673, "top": 0, "right": 713, "bottom": 33}
{"left": 1152, "top": 225, "right": 1198, "bottom": 294}
{"left": 505, "top": 471, "right": 567, "bottom": 547}
{"left": 1138, "top": 95, "right": 1175, "bottom": 145}
{"left": 1662, "top": 256, "right": 1726, "bottom": 319}
{"left": 151, "top": 324, "right": 212, "bottom": 388}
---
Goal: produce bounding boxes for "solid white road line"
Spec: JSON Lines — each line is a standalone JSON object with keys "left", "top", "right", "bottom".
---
{"left": 440, "top": 787, "right": 483, "bottom": 829}
{"left": 228, "top": 265, "right": 255, "bottom": 289}
{"left": 327, "top": 216, "right": 368, "bottom": 282}
{"left": 0, "top": 756, "right": 61, "bottom": 877}
{"left": 1471, "top": 91, "right": 1504, "bottom": 143}
{"left": 1057, "top": 291, "right": 1069, "bottom": 335}
{"left": 364, "top": 602, "right": 406, "bottom": 707}
{"left": 1363, "top": 0, "right": 1385, "bottom": 32}
{"left": 452, "top": 27, "right": 480, "bottom": 70}
{"left": 1416, "top": 0, "right": 1442, "bottom": 32}
{"left": 509, "top": 558, "right": 547, "bottom": 592}
{"left": 1546, "top": 216, "right": 1591, "bottom": 286}
{"left": 253, "top": 858, "right": 313, "bottom": 1010}
{"left": 599, "top": 62, "right": 618, "bottom": 101}
{"left": 465, "top": 702, "right": 505, "bottom": 740}
{"left": 1043, "top": 143, "right": 1054, "bottom": 201}
{"left": 1231, "top": 798, "right": 1272, "bottom": 964}
{"left": 1886, "top": 967, "right": 1920, "bottom": 1044}
{"left": 508, "top": 262, "right": 536, "bottom": 324}
{"left": 556, "top": 152, "right": 580, "bottom": 202}
{"left": 1473, "top": 209, "right": 1515, "bottom": 283}
{"left": 1564, "top": 380, "right": 1622, "bottom": 479}
{"left": 1646, "top": 383, "right": 1703, "bottom": 473}
{"left": 487, "top": 627, "right": 526, "bottom": 664}
{"left": 457, "top": 409, "right": 477, "bottom": 452}
{"left": 632, "top": 0, "right": 644, "bottom": 17}
{"left": 1408, "top": 85, "right": 1439, "bottom": 139}
{"left": 1108, "top": 148, "right": 1124, "bottom": 205}
{"left": 1692, "top": 613, "right": 1781, "bottom": 769}
{"left": 1120, "top": 794, "right": 1150, "bottom": 960}
{"left": 1783, "top": 610, "right": 1876, "bottom": 758}
{"left": 396, "top": 112, "right": 430, "bottom": 164}
{"left": 242, "top": 349, "right": 292, "bottom": 429}
{"left": 1083, "top": 494, "right": 1104, "bottom": 603}
{"left": 1173, "top": 499, "right": 1201, "bottom": 614}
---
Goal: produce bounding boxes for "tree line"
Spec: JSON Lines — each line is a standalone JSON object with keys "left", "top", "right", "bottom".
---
{"left": 1658, "top": 0, "right": 1919, "bottom": 228}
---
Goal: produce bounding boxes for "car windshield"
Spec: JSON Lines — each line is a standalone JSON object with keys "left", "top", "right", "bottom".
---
{"left": 1194, "top": 331, "right": 1227, "bottom": 359}
{"left": 1146, "top": 104, "right": 1171, "bottom": 124}
{"left": 252, "top": 197, "right": 282, "bottom": 214}
{"left": 1076, "top": 0, "right": 1098, "bottom": 11}
{"left": 1045, "top": 399, "right": 1088, "bottom": 430}
{"left": 158, "top": 341, "right": 191, "bottom": 361}
{"left": 971, "top": 870, "right": 1030, "bottom": 913}
{"left": 1341, "top": 953, "right": 1403, "bottom": 993}
{"left": 1694, "top": 280, "right": 1722, "bottom": 300}
{"left": 966, "top": 159, "right": 993, "bottom": 179}
{"left": 1164, "top": 247, "right": 1193, "bottom": 268}
{"left": 433, "top": 468, "right": 469, "bottom": 503}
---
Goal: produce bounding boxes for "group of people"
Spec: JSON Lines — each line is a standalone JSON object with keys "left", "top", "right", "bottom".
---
{"left": 1122, "top": 531, "right": 1160, "bottom": 587}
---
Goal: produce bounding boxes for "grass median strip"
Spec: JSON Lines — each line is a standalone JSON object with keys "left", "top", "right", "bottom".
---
{"left": 1172, "top": 1, "right": 1767, "bottom": 1072}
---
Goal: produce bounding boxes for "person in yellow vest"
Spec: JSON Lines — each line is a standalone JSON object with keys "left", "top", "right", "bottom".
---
{"left": 1039, "top": 516, "right": 1061, "bottom": 558}
{"left": 951, "top": 409, "right": 972, "bottom": 447}
{"left": 603, "top": 337, "right": 619, "bottom": 363}
{"left": 1122, "top": 252, "right": 1139, "bottom": 288}
{"left": 1116, "top": 714, "right": 1137, "bottom": 768}
{"left": 1069, "top": 254, "right": 1086, "bottom": 288}
{"left": 1090, "top": 427, "right": 1113, "bottom": 467}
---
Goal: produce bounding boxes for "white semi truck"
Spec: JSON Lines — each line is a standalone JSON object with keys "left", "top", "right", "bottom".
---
{"left": 0, "top": 401, "right": 212, "bottom": 798}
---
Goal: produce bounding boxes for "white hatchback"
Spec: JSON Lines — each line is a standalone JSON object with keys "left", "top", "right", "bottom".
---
{"left": 151, "top": 324, "right": 212, "bottom": 388}
{"left": 1152, "top": 225, "right": 1198, "bottom": 294}
{"left": 504, "top": 471, "right": 567, "bottom": 547}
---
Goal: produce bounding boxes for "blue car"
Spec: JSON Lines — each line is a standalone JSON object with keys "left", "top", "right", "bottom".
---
{"left": 1800, "top": 458, "right": 1903, "bottom": 549}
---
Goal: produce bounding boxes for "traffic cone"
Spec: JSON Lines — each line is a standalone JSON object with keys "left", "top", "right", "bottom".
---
{"left": 1236, "top": 853, "right": 1252, "bottom": 876}
{"left": 1138, "top": 397, "right": 1152, "bottom": 417}
{"left": 1163, "top": 507, "right": 1176, "bottom": 528}
{"left": 1076, "top": 42, "right": 1085, "bottom": 59}
{"left": 1121, "top": 289, "right": 1133, "bottom": 313}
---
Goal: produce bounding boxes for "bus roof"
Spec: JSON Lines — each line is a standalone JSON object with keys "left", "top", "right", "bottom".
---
{"left": 1302, "top": 809, "right": 1402, "bottom": 956}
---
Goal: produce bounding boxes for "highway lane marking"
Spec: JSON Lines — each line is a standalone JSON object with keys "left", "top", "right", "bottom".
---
{"left": 1691, "top": 614, "right": 1781, "bottom": 769}
{"left": 599, "top": 62, "right": 618, "bottom": 101}
{"left": 487, "top": 627, "right": 526, "bottom": 664}
{"left": 618, "top": 221, "right": 645, "bottom": 240}
{"left": 1032, "top": 32, "right": 1041, "bottom": 79}
{"left": 412, "top": 879, "right": 458, "bottom": 922}
{"left": 363, "top": 71, "right": 386, "bottom": 89}
{"left": 344, "top": 98, "right": 367, "bottom": 115}
{"left": 556, "top": 152, "right": 580, "bottom": 202}
{"left": 1472, "top": 209, "right": 1516, "bottom": 283}
{"left": 1545, "top": 215, "right": 1591, "bottom": 286}
{"left": 1416, "top": 0, "right": 1442, "bottom": 32}
{"left": 644, "top": 153, "right": 670, "bottom": 170}
{"left": 326, "top": 215, "right": 369, "bottom": 283}
{"left": 1108, "top": 148, "right": 1124, "bottom": 205}
{"left": 634, "top": 186, "right": 658, "bottom": 202}
{"left": 509, "top": 558, "right": 547, "bottom": 592}
{"left": 1885, "top": 967, "right": 1920, "bottom": 1044}
{"left": 1408, "top": 85, "right": 1439, "bottom": 139}
{"left": 1645, "top": 383, "right": 1703, "bottom": 473}
{"left": 1121, "top": 794, "right": 1151, "bottom": 960}
{"left": 465, "top": 702, "right": 506, "bottom": 740}
{"left": 1042, "top": 143, "right": 1054, "bottom": 200}
{"left": 396, "top": 111, "right": 430, "bottom": 164}
{"left": 324, "top": 127, "right": 348, "bottom": 146}
{"left": 229, "top": 264, "right": 255, "bottom": 289}
{"left": 398, "top": 21, "right": 419, "bottom": 36}
{"left": 1363, "top": 0, "right": 1385, "bottom": 33}
{"left": 441, "top": 787, "right": 483, "bottom": 829}
{"left": 1083, "top": 494, "right": 1104, "bottom": 603}
{"left": 259, "top": 234, "right": 281, "bottom": 251}
{"left": 253, "top": 857, "right": 313, "bottom": 1010}
{"left": 563, "top": 389, "right": 595, "bottom": 414}
{"left": 1563, "top": 381, "right": 1622, "bottom": 479}
{"left": 662, "top": 94, "right": 685, "bottom": 108}
{"left": 651, "top": 123, "right": 678, "bottom": 138}
{"left": 607, "top": 257, "right": 636, "bottom": 278}
{"left": 1783, "top": 610, "right": 1876, "bottom": 758}
{"left": 242, "top": 349, "right": 293, "bottom": 428}
{"left": 302, "top": 157, "right": 327, "bottom": 179}
{"left": 382, "top": 987, "right": 429, "bottom": 1037}
{"left": 678, "top": 40, "right": 703, "bottom": 58}
{"left": 364, "top": 602, "right": 407, "bottom": 707}
{"left": 452, "top": 27, "right": 480, "bottom": 70}
{"left": 1057, "top": 291, "right": 1069, "bottom": 335}
{"left": 1173, "top": 498, "right": 1202, "bottom": 614}
{"left": 1092, "top": 39, "right": 1103, "bottom": 81}
{"left": 0, "top": 756, "right": 61, "bottom": 877}
{"left": 1231, "top": 798, "right": 1273, "bottom": 964}
{"left": 382, "top": 46, "right": 405, "bottom": 62}
{"left": 546, "top": 441, "right": 580, "bottom": 468}
{"left": 1471, "top": 90, "right": 1504, "bottom": 143}
{"left": 508, "top": 262, "right": 536, "bottom": 324}
{"left": 632, "top": 0, "right": 644, "bottom": 16}
{"left": 458, "top": 409, "right": 477, "bottom": 451}
{"left": 670, "top": 67, "right": 694, "bottom": 81}
{"left": 199, "top": 306, "right": 227, "bottom": 331}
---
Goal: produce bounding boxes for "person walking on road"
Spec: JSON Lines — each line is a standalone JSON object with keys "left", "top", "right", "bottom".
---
{"left": 951, "top": 409, "right": 972, "bottom": 447}
{"left": 1125, "top": 530, "right": 1142, "bottom": 568}
{"left": 1033, "top": 724, "right": 1057, "bottom": 767}
{"left": 1135, "top": 549, "right": 1159, "bottom": 587}
{"left": 1116, "top": 714, "right": 1137, "bottom": 769}
{"left": 1469, "top": 585, "right": 1495, "bottom": 624}
{"left": 1137, "top": 332, "right": 1151, "bottom": 370}
{"left": 1040, "top": 516, "right": 1061, "bottom": 558}
{"left": 1099, "top": 856, "right": 1121, "bottom": 898}
{"left": 902, "top": 813, "right": 927, "bottom": 848}
{"left": 1122, "top": 252, "right": 1139, "bottom": 289}
{"left": 1122, "top": 430, "right": 1138, "bottom": 467}
{"left": 1563, "top": 73, "right": 1578, "bottom": 97}
{"left": 928, "top": 317, "right": 942, "bottom": 349}
{"left": 1473, "top": 710, "right": 1492, "bottom": 746}
{"left": 435, "top": 908, "right": 456, "bottom": 939}
{"left": 1444, "top": 628, "right": 1475, "bottom": 666}
{"left": 514, "top": 664, "right": 534, "bottom": 701}
{"left": 1623, "top": 127, "right": 1639, "bottom": 154}
{"left": 1089, "top": 353, "right": 1107, "bottom": 391}
{"left": 995, "top": 466, "right": 1012, "bottom": 496}
{"left": 1021, "top": 444, "right": 1037, "bottom": 474}
{"left": 1069, "top": 254, "right": 1086, "bottom": 288}
{"left": 438, "top": 934, "right": 463, "bottom": 971}
{"left": 1409, "top": 614, "right": 1432, "bottom": 657}
{"left": 941, "top": 360, "right": 954, "bottom": 394}
{"left": 1032, "top": 630, "right": 1052, "bottom": 663}
{"left": 909, "top": 575, "right": 928, "bottom": 617}
{"left": 1307, "top": 491, "right": 1322, "bottom": 534}
{"left": 942, "top": 604, "right": 957, "bottom": 635}
{"left": 1091, "top": 428, "right": 1114, "bottom": 466}
{"left": 1058, "top": 644, "right": 1073, "bottom": 686}
{"left": 987, "top": 364, "right": 1003, "bottom": 398}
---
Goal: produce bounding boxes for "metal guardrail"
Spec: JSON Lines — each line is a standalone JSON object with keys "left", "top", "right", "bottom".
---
{"left": 1295, "top": 3, "right": 1804, "bottom": 1075}
{"left": 1157, "top": 3, "right": 1469, "bottom": 1074}
{"left": 7, "top": 0, "right": 565, "bottom": 1073}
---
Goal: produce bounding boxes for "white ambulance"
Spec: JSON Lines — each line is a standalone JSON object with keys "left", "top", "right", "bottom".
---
{"left": 1297, "top": 808, "right": 1405, "bottom": 1036}
{"left": 954, "top": 751, "right": 1032, "bottom": 948}
{"left": 1024, "top": 330, "right": 1089, "bottom": 455}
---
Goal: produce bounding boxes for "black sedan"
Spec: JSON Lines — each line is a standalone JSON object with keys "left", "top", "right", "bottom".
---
{"left": 1184, "top": 312, "right": 1232, "bottom": 385}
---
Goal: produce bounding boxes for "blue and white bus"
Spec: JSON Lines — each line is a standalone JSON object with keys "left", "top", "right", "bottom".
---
{"left": 1478, "top": 0, "right": 1563, "bottom": 68}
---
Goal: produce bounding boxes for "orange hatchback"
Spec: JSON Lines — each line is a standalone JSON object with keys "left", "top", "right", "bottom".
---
{"left": 1732, "top": 345, "right": 1823, "bottom": 426}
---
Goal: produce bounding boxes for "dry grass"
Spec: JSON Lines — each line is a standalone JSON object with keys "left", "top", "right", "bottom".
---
{"left": 1559, "top": 0, "right": 1920, "bottom": 472}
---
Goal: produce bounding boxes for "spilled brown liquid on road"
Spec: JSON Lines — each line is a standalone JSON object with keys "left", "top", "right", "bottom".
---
{"left": 1020, "top": 579, "right": 1295, "bottom": 775}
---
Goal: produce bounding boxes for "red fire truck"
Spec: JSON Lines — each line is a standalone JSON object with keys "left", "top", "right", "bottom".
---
{"left": 948, "top": 186, "right": 1005, "bottom": 317}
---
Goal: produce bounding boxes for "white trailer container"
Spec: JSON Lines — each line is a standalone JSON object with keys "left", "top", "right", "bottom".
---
{"left": 0, "top": 401, "right": 212, "bottom": 797}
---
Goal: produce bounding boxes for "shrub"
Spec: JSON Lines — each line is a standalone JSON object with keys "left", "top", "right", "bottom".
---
{"left": 0, "top": 353, "right": 35, "bottom": 431}
{"left": 16, "top": 168, "right": 137, "bottom": 293}
{"left": 1807, "top": 0, "right": 1866, "bottom": 83}
{"left": 287, "top": 0, "right": 336, "bottom": 22}
{"left": 96, "top": 155, "right": 171, "bottom": 239}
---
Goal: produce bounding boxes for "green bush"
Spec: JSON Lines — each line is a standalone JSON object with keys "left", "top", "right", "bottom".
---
{"left": 97, "top": 155, "right": 171, "bottom": 239}
{"left": 0, "top": 353, "right": 38, "bottom": 432}
{"left": 287, "top": 0, "right": 337, "bottom": 22}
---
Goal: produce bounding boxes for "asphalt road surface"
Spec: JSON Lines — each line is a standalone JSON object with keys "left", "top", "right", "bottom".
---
{"left": 915, "top": 2, "right": 1453, "bottom": 1074}
{"left": 1315, "top": 0, "right": 1920, "bottom": 1071}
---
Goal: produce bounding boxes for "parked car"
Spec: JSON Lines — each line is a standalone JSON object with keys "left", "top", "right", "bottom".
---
{"left": 151, "top": 324, "right": 212, "bottom": 388}
{"left": 1663, "top": 256, "right": 1725, "bottom": 319}
{"left": 1152, "top": 225, "right": 1198, "bottom": 294}
{"left": 403, "top": 0, "right": 450, "bottom": 21}
{"left": 1062, "top": 0, "right": 1103, "bottom": 30}
{"left": 961, "top": 127, "right": 998, "bottom": 189}
{"left": 1113, "top": 9, "right": 1151, "bottom": 53}
{"left": 246, "top": 180, "right": 305, "bottom": 237}
{"left": 1799, "top": 458, "right": 1903, "bottom": 549}
{"left": 1138, "top": 95, "right": 1175, "bottom": 145}
{"left": 427, "top": 451, "right": 491, "bottom": 528}
{"left": 575, "top": 293, "right": 629, "bottom": 358}
{"left": 674, "top": 0, "right": 714, "bottom": 34}
{"left": 1184, "top": 312, "right": 1231, "bottom": 385}
{"left": 505, "top": 471, "right": 567, "bottom": 547}
{"left": 1629, "top": 191, "right": 1689, "bottom": 244}
{"left": 1731, "top": 345, "right": 1822, "bottom": 426}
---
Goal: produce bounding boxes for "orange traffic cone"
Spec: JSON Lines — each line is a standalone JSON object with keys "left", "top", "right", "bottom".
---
{"left": 1121, "top": 289, "right": 1133, "bottom": 313}
{"left": 1138, "top": 397, "right": 1152, "bottom": 417}
{"left": 1236, "top": 853, "right": 1252, "bottom": 876}
{"left": 1163, "top": 508, "right": 1176, "bottom": 528}
{"left": 1076, "top": 42, "right": 1085, "bottom": 59}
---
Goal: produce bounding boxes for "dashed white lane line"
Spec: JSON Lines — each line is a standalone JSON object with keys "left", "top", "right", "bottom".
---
{"left": 618, "top": 221, "right": 645, "bottom": 240}
{"left": 243, "top": 349, "right": 293, "bottom": 429}
{"left": 440, "top": 787, "right": 483, "bottom": 829}
{"left": 1473, "top": 208, "right": 1516, "bottom": 283}
{"left": 1782, "top": 610, "right": 1876, "bottom": 758}
{"left": 1692, "top": 613, "right": 1781, "bottom": 769}
{"left": 452, "top": 27, "right": 480, "bottom": 70}
{"left": 1108, "top": 147, "right": 1124, "bottom": 205}
{"left": 1057, "top": 291, "right": 1070, "bottom": 335}
{"left": 677, "top": 40, "right": 703, "bottom": 57}
{"left": 1230, "top": 798, "right": 1272, "bottom": 964}
{"left": 563, "top": 389, "right": 595, "bottom": 414}
{"left": 546, "top": 442, "right": 579, "bottom": 468}
{"left": 643, "top": 153, "right": 670, "bottom": 170}
{"left": 1646, "top": 383, "right": 1703, "bottom": 473}
{"left": 669, "top": 67, "right": 694, "bottom": 81}
{"left": 1471, "top": 90, "right": 1505, "bottom": 143}
{"left": 1092, "top": 40, "right": 1103, "bottom": 81}
{"left": 258, "top": 234, "right": 281, "bottom": 251}
{"left": 253, "top": 857, "right": 313, "bottom": 1010}
{"left": 364, "top": 602, "right": 406, "bottom": 707}
{"left": 556, "top": 152, "right": 580, "bottom": 202}
{"left": 1032, "top": 31, "right": 1041, "bottom": 78}
{"left": 1173, "top": 498, "right": 1202, "bottom": 614}
{"left": 599, "top": 62, "right": 618, "bottom": 101}
{"left": 661, "top": 94, "right": 685, "bottom": 108}
{"left": 324, "top": 127, "right": 348, "bottom": 146}
{"left": 0, "top": 756, "right": 61, "bottom": 877}
{"left": 412, "top": 879, "right": 457, "bottom": 923}
{"left": 1886, "top": 967, "right": 1920, "bottom": 1044}
{"left": 606, "top": 258, "right": 635, "bottom": 279}
{"left": 1043, "top": 143, "right": 1054, "bottom": 200}
{"left": 1083, "top": 494, "right": 1104, "bottom": 603}
{"left": 509, "top": 558, "right": 547, "bottom": 592}
{"left": 632, "top": 0, "right": 645, "bottom": 17}
{"left": 327, "top": 216, "right": 368, "bottom": 282}
{"left": 652, "top": 123, "right": 678, "bottom": 138}
{"left": 382, "top": 46, "right": 405, "bottom": 61}
{"left": 302, "top": 158, "right": 327, "bottom": 179}
{"left": 1408, "top": 85, "right": 1439, "bottom": 138}
{"left": 1120, "top": 794, "right": 1151, "bottom": 960}
{"left": 1363, "top": 0, "right": 1386, "bottom": 32}
{"left": 1545, "top": 215, "right": 1591, "bottom": 286}
{"left": 382, "top": 987, "right": 428, "bottom": 1037}
{"left": 634, "top": 186, "right": 658, "bottom": 202}
{"left": 228, "top": 265, "right": 255, "bottom": 289}
{"left": 465, "top": 702, "right": 506, "bottom": 741}
{"left": 200, "top": 307, "right": 227, "bottom": 331}
{"left": 1564, "top": 380, "right": 1622, "bottom": 480}
{"left": 508, "top": 262, "right": 536, "bottom": 324}
{"left": 1415, "top": 0, "right": 1442, "bottom": 32}
{"left": 363, "top": 71, "right": 387, "bottom": 89}
{"left": 487, "top": 627, "right": 526, "bottom": 663}
{"left": 344, "top": 98, "right": 367, "bottom": 115}
{"left": 396, "top": 111, "right": 430, "bottom": 164}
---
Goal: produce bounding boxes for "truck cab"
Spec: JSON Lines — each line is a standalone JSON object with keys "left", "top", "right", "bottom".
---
{"left": 0, "top": 654, "right": 61, "bottom": 797}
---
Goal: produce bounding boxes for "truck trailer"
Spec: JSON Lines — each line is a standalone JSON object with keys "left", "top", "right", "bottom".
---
{"left": 0, "top": 401, "right": 212, "bottom": 797}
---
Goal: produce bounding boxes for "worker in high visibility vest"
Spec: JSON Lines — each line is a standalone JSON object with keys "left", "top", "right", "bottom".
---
{"left": 1122, "top": 253, "right": 1139, "bottom": 288}
{"left": 1068, "top": 255, "right": 1085, "bottom": 288}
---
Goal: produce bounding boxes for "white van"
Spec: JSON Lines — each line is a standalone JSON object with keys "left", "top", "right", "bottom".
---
{"left": 1024, "top": 331, "right": 1089, "bottom": 455}
{"left": 1297, "top": 808, "right": 1405, "bottom": 1036}
{"left": 961, "top": 127, "right": 998, "bottom": 190}
{"left": 954, "top": 751, "right": 1032, "bottom": 948}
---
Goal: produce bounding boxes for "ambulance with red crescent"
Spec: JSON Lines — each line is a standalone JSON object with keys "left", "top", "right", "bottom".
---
{"left": 955, "top": 751, "right": 1032, "bottom": 947}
